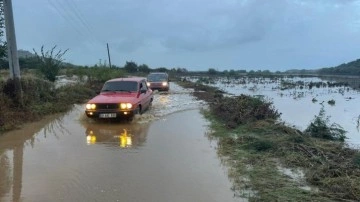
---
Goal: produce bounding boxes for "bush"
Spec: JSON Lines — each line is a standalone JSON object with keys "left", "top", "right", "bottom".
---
{"left": 21, "top": 75, "right": 55, "bottom": 105}
{"left": 304, "top": 106, "right": 346, "bottom": 141}
{"left": 85, "top": 67, "right": 125, "bottom": 84}
{"left": 247, "top": 139, "right": 274, "bottom": 151}
{"left": 353, "top": 153, "right": 360, "bottom": 167}
{"left": 56, "top": 84, "right": 96, "bottom": 104}
{"left": 33, "top": 45, "right": 68, "bottom": 82}
{"left": 210, "top": 94, "right": 280, "bottom": 128}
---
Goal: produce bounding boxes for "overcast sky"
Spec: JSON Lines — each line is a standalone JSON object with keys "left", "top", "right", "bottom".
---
{"left": 11, "top": 0, "right": 360, "bottom": 71}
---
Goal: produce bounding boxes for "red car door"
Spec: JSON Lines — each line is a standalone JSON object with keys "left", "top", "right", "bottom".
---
{"left": 138, "top": 80, "right": 152, "bottom": 110}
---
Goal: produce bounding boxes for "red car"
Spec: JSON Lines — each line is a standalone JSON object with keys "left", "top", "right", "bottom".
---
{"left": 85, "top": 77, "right": 153, "bottom": 120}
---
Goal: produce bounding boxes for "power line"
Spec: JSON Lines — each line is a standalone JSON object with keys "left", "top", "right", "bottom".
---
{"left": 63, "top": 0, "right": 103, "bottom": 44}
{"left": 47, "top": 0, "right": 100, "bottom": 48}
{"left": 47, "top": 0, "right": 87, "bottom": 40}
{"left": 54, "top": 0, "right": 104, "bottom": 45}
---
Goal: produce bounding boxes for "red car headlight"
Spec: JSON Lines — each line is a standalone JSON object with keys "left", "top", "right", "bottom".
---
{"left": 86, "top": 104, "right": 96, "bottom": 110}
{"left": 120, "top": 103, "right": 133, "bottom": 109}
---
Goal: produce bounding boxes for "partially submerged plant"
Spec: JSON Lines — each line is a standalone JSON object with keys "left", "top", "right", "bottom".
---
{"left": 304, "top": 106, "right": 346, "bottom": 141}
{"left": 210, "top": 94, "right": 280, "bottom": 128}
{"left": 327, "top": 99, "right": 335, "bottom": 106}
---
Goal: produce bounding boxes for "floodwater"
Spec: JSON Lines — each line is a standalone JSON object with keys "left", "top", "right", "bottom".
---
{"left": 192, "top": 76, "right": 360, "bottom": 147}
{"left": 0, "top": 83, "right": 244, "bottom": 202}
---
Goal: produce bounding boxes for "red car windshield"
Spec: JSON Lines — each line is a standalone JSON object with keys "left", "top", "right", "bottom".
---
{"left": 101, "top": 81, "right": 138, "bottom": 92}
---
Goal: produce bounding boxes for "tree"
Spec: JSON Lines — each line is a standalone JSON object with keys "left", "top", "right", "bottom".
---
{"left": 138, "top": 64, "right": 150, "bottom": 73}
{"left": 154, "top": 67, "right": 168, "bottom": 72}
{"left": 208, "top": 68, "right": 217, "bottom": 75}
{"left": 124, "top": 61, "right": 138, "bottom": 73}
{"left": 33, "top": 45, "right": 68, "bottom": 82}
{"left": 229, "top": 69, "right": 236, "bottom": 76}
{"left": 177, "top": 67, "right": 188, "bottom": 73}
{"left": 19, "top": 56, "right": 40, "bottom": 69}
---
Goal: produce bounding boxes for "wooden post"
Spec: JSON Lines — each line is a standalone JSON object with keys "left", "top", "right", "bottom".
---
{"left": 107, "top": 43, "right": 112, "bottom": 68}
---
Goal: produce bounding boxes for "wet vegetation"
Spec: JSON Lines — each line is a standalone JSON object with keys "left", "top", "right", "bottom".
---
{"left": 211, "top": 95, "right": 280, "bottom": 129}
{"left": 177, "top": 79, "right": 360, "bottom": 201}
{"left": 304, "top": 106, "right": 346, "bottom": 141}
{"left": 0, "top": 75, "right": 96, "bottom": 133}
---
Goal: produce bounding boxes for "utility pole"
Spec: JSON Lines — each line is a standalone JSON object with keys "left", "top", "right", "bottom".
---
{"left": 3, "top": 0, "right": 22, "bottom": 104}
{"left": 4, "top": 0, "right": 20, "bottom": 79}
{"left": 107, "top": 43, "right": 112, "bottom": 68}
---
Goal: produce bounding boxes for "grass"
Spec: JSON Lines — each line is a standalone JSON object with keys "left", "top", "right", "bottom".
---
{"left": 0, "top": 75, "right": 97, "bottom": 133}
{"left": 178, "top": 79, "right": 360, "bottom": 201}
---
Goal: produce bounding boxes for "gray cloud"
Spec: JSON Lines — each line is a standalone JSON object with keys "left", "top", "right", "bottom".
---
{"left": 140, "top": 0, "right": 287, "bottom": 51}
{"left": 12, "top": 0, "right": 360, "bottom": 70}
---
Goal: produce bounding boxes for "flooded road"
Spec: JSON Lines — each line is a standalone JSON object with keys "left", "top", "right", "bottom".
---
{"left": 0, "top": 83, "right": 243, "bottom": 202}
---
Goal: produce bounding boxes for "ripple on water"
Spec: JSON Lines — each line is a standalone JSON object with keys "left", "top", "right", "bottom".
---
{"left": 136, "top": 83, "right": 206, "bottom": 123}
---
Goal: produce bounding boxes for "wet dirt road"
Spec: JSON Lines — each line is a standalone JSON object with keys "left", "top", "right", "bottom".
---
{"left": 0, "top": 84, "right": 244, "bottom": 202}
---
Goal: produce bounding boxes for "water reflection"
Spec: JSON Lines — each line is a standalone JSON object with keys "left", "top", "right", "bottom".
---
{"left": 86, "top": 128, "right": 132, "bottom": 148}
{"left": 0, "top": 108, "right": 78, "bottom": 202}
{"left": 82, "top": 121, "right": 150, "bottom": 148}
{"left": 0, "top": 152, "right": 12, "bottom": 201}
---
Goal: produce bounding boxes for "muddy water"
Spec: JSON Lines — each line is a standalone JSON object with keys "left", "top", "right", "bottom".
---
{"left": 0, "top": 83, "right": 244, "bottom": 202}
{"left": 193, "top": 77, "right": 360, "bottom": 147}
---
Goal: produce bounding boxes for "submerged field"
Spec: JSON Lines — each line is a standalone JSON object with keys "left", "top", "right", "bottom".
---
{"left": 188, "top": 76, "right": 360, "bottom": 147}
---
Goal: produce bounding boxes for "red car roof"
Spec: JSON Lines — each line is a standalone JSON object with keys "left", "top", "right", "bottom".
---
{"left": 107, "top": 77, "right": 146, "bottom": 82}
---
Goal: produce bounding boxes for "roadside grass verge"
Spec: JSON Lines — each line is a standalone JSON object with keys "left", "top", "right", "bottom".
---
{"left": 0, "top": 75, "right": 96, "bottom": 133}
{"left": 178, "top": 80, "right": 360, "bottom": 201}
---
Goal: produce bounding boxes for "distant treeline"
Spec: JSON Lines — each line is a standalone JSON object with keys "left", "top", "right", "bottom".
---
{"left": 1, "top": 49, "right": 360, "bottom": 76}
{"left": 317, "top": 59, "right": 360, "bottom": 76}
{"left": 0, "top": 55, "right": 188, "bottom": 76}
{"left": 0, "top": 49, "right": 187, "bottom": 74}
